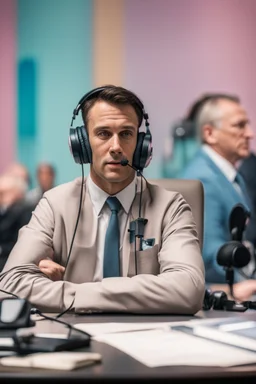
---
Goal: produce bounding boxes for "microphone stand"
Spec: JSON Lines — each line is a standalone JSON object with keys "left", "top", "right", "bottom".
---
{"left": 212, "top": 216, "right": 256, "bottom": 312}
{"left": 221, "top": 266, "right": 248, "bottom": 312}
{"left": 213, "top": 265, "right": 256, "bottom": 312}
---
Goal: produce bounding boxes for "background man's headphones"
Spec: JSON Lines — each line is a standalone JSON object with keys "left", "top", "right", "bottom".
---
{"left": 172, "top": 93, "right": 231, "bottom": 139}
{"left": 69, "top": 85, "right": 153, "bottom": 171}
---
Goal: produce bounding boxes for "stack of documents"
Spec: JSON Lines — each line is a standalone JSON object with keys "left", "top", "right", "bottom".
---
{"left": 74, "top": 318, "right": 256, "bottom": 368}
{"left": 172, "top": 317, "right": 256, "bottom": 352}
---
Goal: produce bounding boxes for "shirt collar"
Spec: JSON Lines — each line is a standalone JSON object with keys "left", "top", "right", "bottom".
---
{"left": 87, "top": 173, "right": 137, "bottom": 216}
{"left": 202, "top": 144, "right": 237, "bottom": 183}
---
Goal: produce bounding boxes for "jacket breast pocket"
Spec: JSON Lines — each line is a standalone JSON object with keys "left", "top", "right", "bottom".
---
{"left": 127, "top": 244, "right": 159, "bottom": 277}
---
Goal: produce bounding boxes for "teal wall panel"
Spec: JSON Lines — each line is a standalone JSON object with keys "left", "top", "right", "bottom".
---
{"left": 17, "top": 0, "right": 93, "bottom": 186}
{"left": 18, "top": 59, "right": 36, "bottom": 137}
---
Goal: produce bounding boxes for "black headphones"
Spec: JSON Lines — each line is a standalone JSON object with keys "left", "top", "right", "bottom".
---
{"left": 69, "top": 85, "right": 153, "bottom": 172}
{"left": 173, "top": 93, "right": 231, "bottom": 139}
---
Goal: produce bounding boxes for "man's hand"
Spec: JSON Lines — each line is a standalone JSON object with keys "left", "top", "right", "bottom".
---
{"left": 233, "top": 280, "right": 256, "bottom": 302}
{"left": 210, "top": 280, "right": 256, "bottom": 302}
{"left": 38, "top": 259, "right": 65, "bottom": 281}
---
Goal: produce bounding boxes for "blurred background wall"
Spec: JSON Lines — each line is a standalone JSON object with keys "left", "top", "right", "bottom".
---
{"left": 1, "top": 0, "right": 256, "bottom": 185}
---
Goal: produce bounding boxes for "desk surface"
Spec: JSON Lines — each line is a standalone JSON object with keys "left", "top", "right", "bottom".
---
{"left": 0, "top": 309, "right": 256, "bottom": 383}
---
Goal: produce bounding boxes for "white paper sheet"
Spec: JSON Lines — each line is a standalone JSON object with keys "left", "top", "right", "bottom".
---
{"left": 74, "top": 318, "right": 218, "bottom": 337}
{"left": 94, "top": 328, "right": 256, "bottom": 367}
{"left": 74, "top": 322, "right": 171, "bottom": 336}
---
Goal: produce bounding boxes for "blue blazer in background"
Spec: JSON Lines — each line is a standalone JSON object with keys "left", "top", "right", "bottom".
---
{"left": 180, "top": 149, "right": 252, "bottom": 284}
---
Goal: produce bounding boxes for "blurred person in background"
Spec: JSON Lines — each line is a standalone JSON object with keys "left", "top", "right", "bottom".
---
{"left": 0, "top": 174, "right": 33, "bottom": 271}
{"left": 26, "top": 162, "right": 56, "bottom": 207}
{"left": 4, "top": 162, "right": 31, "bottom": 189}
{"left": 180, "top": 93, "right": 256, "bottom": 302}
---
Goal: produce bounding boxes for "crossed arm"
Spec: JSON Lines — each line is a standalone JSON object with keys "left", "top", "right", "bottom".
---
{"left": 38, "top": 259, "right": 65, "bottom": 281}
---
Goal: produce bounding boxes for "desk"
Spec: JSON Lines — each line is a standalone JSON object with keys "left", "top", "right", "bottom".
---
{"left": 0, "top": 309, "right": 256, "bottom": 383}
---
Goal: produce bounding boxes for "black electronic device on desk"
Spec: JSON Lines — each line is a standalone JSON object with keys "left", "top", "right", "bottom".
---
{"left": 0, "top": 298, "right": 91, "bottom": 355}
{"left": 204, "top": 204, "right": 256, "bottom": 312}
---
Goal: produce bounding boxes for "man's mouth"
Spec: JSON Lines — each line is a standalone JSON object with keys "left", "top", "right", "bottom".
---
{"left": 107, "top": 161, "right": 122, "bottom": 166}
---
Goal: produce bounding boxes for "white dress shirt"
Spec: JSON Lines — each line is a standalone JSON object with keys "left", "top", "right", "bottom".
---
{"left": 87, "top": 174, "right": 137, "bottom": 281}
{"left": 202, "top": 144, "right": 237, "bottom": 183}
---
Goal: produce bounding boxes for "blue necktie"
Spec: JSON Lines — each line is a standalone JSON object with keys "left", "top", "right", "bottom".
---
{"left": 234, "top": 172, "right": 252, "bottom": 212}
{"left": 103, "top": 197, "right": 121, "bottom": 278}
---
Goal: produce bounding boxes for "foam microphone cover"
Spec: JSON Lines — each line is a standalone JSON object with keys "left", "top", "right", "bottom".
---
{"left": 217, "top": 241, "right": 251, "bottom": 268}
{"left": 120, "top": 158, "right": 129, "bottom": 166}
{"left": 229, "top": 203, "right": 249, "bottom": 241}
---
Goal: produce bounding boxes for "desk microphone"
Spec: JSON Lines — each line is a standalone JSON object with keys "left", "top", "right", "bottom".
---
{"left": 217, "top": 241, "right": 250, "bottom": 269}
{"left": 217, "top": 203, "right": 251, "bottom": 269}
{"left": 215, "top": 203, "right": 251, "bottom": 303}
{"left": 229, "top": 203, "right": 250, "bottom": 242}
{"left": 120, "top": 157, "right": 148, "bottom": 274}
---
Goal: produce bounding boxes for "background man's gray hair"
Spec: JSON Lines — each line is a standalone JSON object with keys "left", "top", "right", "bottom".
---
{"left": 195, "top": 94, "right": 240, "bottom": 142}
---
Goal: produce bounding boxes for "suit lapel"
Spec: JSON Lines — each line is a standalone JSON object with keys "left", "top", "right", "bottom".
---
{"left": 201, "top": 150, "right": 249, "bottom": 207}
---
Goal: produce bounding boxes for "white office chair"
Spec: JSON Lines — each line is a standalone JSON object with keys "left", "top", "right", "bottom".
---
{"left": 149, "top": 178, "right": 204, "bottom": 249}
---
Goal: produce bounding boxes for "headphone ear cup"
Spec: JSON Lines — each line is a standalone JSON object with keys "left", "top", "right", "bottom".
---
{"left": 132, "top": 132, "right": 145, "bottom": 171}
{"left": 69, "top": 127, "right": 82, "bottom": 164}
{"left": 132, "top": 132, "right": 153, "bottom": 171}
{"left": 76, "top": 126, "right": 92, "bottom": 164}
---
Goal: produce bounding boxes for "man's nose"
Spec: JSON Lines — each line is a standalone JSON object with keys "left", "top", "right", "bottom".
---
{"left": 110, "top": 135, "right": 122, "bottom": 153}
{"left": 245, "top": 124, "right": 254, "bottom": 139}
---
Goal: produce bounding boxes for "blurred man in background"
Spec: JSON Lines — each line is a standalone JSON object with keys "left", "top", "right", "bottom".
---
{"left": 180, "top": 93, "right": 256, "bottom": 302}
{"left": 26, "top": 162, "right": 56, "bottom": 207}
{"left": 4, "top": 162, "right": 30, "bottom": 191}
{"left": 0, "top": 174, "right": 33, "bottom": 271}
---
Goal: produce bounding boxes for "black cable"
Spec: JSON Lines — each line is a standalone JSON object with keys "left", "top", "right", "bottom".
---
{"left": 31, "top": 308, "right": 91, "bottom": 339}
{"left": 55, "top": 162, "right": 84, "bottom": 317}
{"left": 0, "top": 289, "right": 74, "bottom": 321}
{"left": 138, "top": 171, "right": 143, "bottom": 218}
{"left": 120, "top": 160, "right": 148, "bottom": 268}
{"left": 63, "top": 163, "right": 84, "bottom": 278}
{"left": 55, "top": 300, "right": 74, "bottom": 319}
{"left": 134, "top": 228, "right": 138, "bottom": 275}
{"left": 0, "top": 289, "right": 19, "bottom": 298}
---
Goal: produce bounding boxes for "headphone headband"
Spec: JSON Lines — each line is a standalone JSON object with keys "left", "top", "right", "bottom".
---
{"left": 73, "top": 85, "right": 146, "bottom": 123}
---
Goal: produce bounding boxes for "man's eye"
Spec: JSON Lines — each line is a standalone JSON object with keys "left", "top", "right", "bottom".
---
{"left": 121, "top": 131, "right": 133, "bottom": 138}
{"left": 232, "top": 121, "right": 249, "bottom": 129}
{"left": 98, "top": 131, "right": 111, "bottom": 138}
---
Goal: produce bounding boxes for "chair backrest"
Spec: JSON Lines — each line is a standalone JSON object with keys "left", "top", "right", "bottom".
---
{"left": 148, "top": 178, "right": 204, "bottom": 249}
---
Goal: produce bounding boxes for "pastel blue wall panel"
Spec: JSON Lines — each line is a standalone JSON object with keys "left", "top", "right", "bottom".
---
{"left": 18, "top": 58, "right": 36, "bottom": 138}
{"left": 17, "top": 0, "right": 93, "bottom": 185}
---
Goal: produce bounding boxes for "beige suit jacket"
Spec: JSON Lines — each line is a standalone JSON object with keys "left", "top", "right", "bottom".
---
{"left": 0, "top": 177, "right": 205, "bottom": 314}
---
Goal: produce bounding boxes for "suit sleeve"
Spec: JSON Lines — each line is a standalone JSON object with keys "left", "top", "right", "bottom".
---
{"left": 0, "top": 198, "right": 77, "bottom": 312}
{"left": 0, "top": 193, "right": 205, "bottom": 315}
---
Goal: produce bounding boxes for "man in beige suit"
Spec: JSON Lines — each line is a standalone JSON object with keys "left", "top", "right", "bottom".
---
{"left": 0, "top": 85, "right": 205, "bottom": 314}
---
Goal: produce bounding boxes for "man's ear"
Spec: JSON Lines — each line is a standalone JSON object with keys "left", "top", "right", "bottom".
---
{"left": 202, "top": 124, "right": 218, "bottom": 145}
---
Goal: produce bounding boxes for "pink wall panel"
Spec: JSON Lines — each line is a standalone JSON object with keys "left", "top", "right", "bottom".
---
{"left": 124, "top": 0, "right": 256, "bottom": 158}
{"left": 0, "top": 0, "right": 16, "bottom": 173}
